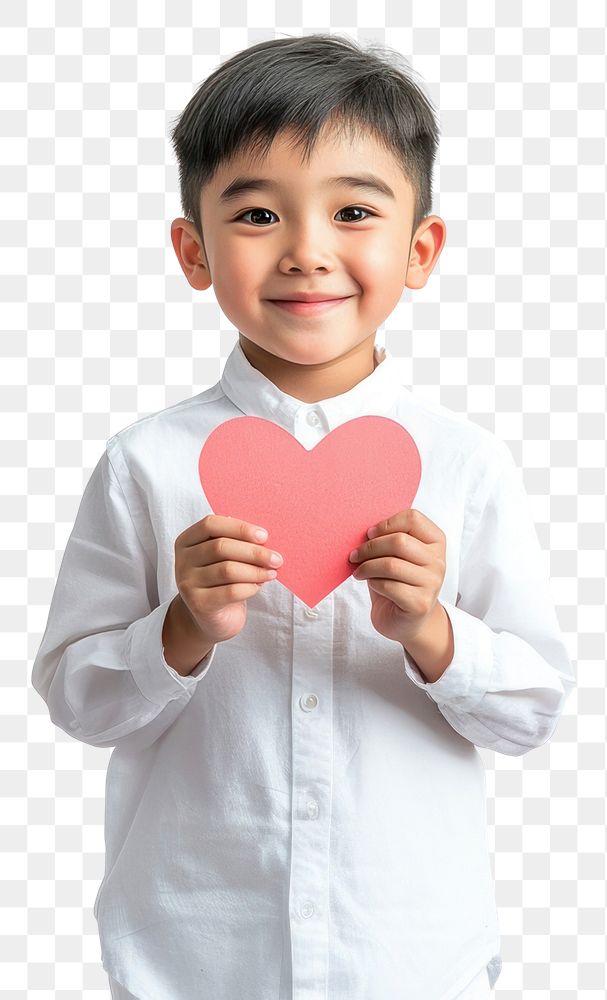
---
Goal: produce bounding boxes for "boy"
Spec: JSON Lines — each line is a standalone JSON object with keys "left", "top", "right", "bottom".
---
{"left": 31, "top": 33, "right": 575, "bottom": 1000}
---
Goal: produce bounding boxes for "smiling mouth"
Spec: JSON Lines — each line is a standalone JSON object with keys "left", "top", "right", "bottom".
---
{"left": 268, "top": 297, "right": 352, "bottom": 314}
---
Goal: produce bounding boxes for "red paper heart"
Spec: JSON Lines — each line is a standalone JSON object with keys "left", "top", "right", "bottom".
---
{"left": 199, "top": 415, "right": 421, "bottom": 608}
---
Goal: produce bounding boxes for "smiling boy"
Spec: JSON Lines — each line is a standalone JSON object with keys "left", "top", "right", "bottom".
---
{"left": 173, "top": 118, "right": 441, "bottom": 404}
{"left": 32, "top": 33, "right": 575, "bottom": 1000}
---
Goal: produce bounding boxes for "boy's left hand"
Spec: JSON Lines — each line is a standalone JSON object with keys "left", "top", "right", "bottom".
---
{"left": 348, "top": 509, "right": 447, "bottom": 646}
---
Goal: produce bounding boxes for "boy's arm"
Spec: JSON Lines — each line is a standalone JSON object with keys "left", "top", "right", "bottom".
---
{"left": 30, "top": 443, "right": 217, "bottom": 751}
{"left": 401, "top": 440, "right": 576, "bottom": 756}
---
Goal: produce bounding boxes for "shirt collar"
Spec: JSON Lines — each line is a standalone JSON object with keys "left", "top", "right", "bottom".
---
{"left": 220, "top": 339, "right": 403, "bottom": 434}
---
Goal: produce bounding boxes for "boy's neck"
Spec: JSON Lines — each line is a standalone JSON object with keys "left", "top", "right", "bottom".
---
{"left": 238, "top": 332, "right": 379, "bottom": 404}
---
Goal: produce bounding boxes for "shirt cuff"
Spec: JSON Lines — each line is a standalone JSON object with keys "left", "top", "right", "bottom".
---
{"left": 125, "top": 597, "right": 217, "bottom": 706}
{"left": 402, "top": 600, "right": 494, "bottom": 710}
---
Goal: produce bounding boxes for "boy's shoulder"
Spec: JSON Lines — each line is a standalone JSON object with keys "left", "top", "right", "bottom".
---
{"left": 396, "top": 383, "right": 514, "bottom": 471}
{"left": 105, "top": 383, "right": 225, "bottom": 461}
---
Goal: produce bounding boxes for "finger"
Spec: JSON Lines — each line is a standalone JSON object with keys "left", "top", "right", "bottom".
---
{"left": 365, "top": 577, "right": 423, "bottom": 609}
{"left": 195, "top": 577, "right": 274, "bottom": 615}
{"left": 178, "top": 514, "right": 270, "bottom": 549}
{"left": 352, "top": 556, "right": 427, "bottom": 587}
{"left": 189, "top": 558, "right": 279, "bottom": 589}
{"left": 368, "top": 508, "right": 443, "bottom": 545}
{"left": 350, "top": 531, "right": 428, "bottom": 568}
{"left": 195, "top": 535, "right": 283, "bottom": 571}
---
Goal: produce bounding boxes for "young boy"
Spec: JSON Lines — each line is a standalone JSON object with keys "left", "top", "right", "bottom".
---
{"left": 31, "top": 33, "right": 575, "bottom": 1000}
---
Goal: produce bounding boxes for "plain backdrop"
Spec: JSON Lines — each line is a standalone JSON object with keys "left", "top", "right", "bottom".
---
{"left": 7, "top": 2, "right": 605, "bottom": 997}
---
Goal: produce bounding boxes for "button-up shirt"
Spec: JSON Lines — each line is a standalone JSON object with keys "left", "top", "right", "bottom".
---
{"left": 31, "top": 340, "right": 575, "bottom": 1000}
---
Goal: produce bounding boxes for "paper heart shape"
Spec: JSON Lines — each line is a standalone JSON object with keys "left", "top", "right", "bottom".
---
{"left": 199, "top": 415, "right": 421, "bottom": 608}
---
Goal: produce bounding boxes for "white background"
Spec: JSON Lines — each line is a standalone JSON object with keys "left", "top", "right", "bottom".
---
{"left": 8, "top": 1, "right": 605, "bottom": 996}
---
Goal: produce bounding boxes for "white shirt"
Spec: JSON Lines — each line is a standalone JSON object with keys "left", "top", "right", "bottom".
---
{"left": 31, "top": 340, "right": 575, "bottom": 1000}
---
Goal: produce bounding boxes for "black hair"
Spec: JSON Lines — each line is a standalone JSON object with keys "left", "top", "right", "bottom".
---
{"left": 169, "top": 32, "right": 440, "bottom": 245}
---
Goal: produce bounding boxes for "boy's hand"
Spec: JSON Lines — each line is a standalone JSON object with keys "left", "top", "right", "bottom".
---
{"left": 348, "top": 509, "right": 447, "bottom": 647}
{"left": 174, "top": 515, "right": 283, "bottom": 645}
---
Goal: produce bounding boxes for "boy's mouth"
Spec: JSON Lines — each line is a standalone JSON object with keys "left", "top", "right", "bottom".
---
{"left": 267, "top": 296, "right": 353, "bottom": 315}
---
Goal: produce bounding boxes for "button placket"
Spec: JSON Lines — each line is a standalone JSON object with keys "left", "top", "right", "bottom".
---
{"left": 289, "top": 591, "right": 333, "bottom": 994}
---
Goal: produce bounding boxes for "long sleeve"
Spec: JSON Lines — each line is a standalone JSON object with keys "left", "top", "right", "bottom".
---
{"left": 30, "top": 445, "right": 217, "bottom": 750}
{"left": 402, "top": 439, "right": 576, "bottom": 756}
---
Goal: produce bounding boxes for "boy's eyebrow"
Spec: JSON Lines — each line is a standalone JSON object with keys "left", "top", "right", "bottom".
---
{"left": 219, "top": 172, "right": 396, "bottom": 203}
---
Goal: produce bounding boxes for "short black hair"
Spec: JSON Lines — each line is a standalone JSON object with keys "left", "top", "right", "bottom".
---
{"left": 169, "top": 32, "right": 440, "bottom": 244}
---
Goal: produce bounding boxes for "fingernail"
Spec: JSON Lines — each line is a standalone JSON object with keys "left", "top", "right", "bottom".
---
{"left": 349, "top": 548, "right": 360, "bottom": 561}
{"left": 255, "top": 528, "right": 268, "bottom": 540}
{"left": 367, "top": 526, "right": 379, "bottom": 539}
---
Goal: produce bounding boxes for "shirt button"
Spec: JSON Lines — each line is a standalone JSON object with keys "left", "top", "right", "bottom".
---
{"left": 306, "top": 410, "right": 320, "bottom": 426}
{"left": 300, "top": 901, "right": 315, "bottom": 918}
{"left": 299, "top": 693, "right": 319, "bottom": 712}
{"left": 306, "top": 799, "right": 319, "bottom": 820}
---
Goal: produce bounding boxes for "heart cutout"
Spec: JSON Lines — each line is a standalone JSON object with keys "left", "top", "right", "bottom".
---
{"left": 199, "top": 415, "right": 422, "bottom": 608}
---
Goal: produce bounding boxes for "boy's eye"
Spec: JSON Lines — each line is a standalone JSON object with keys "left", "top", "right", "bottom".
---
{"left": 233, "top": 205, "right": 374, "bottom": 226}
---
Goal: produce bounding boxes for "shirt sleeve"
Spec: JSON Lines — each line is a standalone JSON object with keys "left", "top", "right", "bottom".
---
{"left": 30, "top": 444, "right": 217, "bottom": 750}
{"left": 402, "top": 440, "right": 576, "bottom": 756}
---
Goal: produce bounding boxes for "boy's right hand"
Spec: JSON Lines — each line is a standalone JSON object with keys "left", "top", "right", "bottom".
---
{"left": 173, "top": 515, "right": 283, "bottom": 645}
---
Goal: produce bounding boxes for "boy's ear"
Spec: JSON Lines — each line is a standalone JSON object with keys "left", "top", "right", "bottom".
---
{"left": 170, "top": 218, "right": 213, "bottom": 291}
{"left": 404, "top": 216, "right": 447, "bottom": 291}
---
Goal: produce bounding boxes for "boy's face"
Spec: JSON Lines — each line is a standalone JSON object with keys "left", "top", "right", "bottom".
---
{"left": 171, "top": 125, "right": 446, "bottom": 402}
